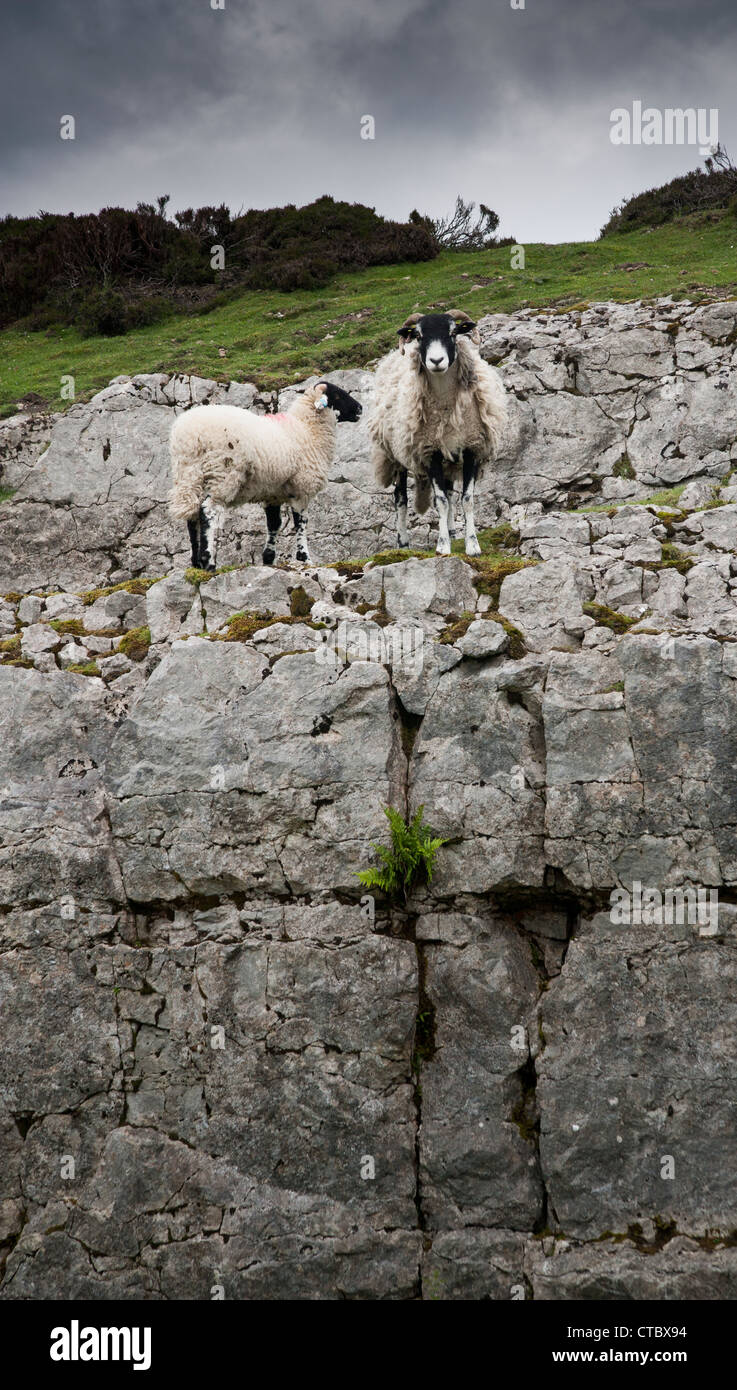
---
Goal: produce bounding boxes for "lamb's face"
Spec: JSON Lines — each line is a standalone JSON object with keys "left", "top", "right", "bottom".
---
{"left": 316, "top": 381, "right": 363, "bottom": 422}
{"left": 397, "top": 312, "right": 478, "bottom": 376}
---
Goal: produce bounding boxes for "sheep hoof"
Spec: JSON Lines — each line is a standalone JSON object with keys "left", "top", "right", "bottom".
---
{"left": 396, "top": 536, "right": 410, "bottom": 549}
{"left": 295, "top": 550, "right": 311, "bottom": 564}
{"left": 435, "top": 540, "right": 451, "bottom": 557}
{"left": 262, "top": 548, "right": 276, "bottom": 566}
{"left": 465, "top": 536, "right": 482, "bottom": 557}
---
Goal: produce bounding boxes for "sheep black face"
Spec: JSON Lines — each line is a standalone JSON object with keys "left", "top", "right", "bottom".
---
{"left": 316, "top": 381, "right": 363, "bottom": 421}
{"left": 397, "top": 312, "right": 478, "bottom": 375}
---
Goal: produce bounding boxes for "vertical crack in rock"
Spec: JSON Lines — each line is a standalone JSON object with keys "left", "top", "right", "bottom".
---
{"left": 411, "top": 934, "right": 436, "bottom": 1296}
{"left": 507, "top": 655, "right": 566, "bottom": 1244}
{"left": 387, "top": 668, "right": 432, "bottom": 1294}
{"left": 518, "top": 902, "right": 579, "bottom": 1244}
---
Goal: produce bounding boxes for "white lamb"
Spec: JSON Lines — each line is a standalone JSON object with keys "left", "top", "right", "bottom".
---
{"left": 169, "top": 380, "right": 362, "bottom": 569}
{"left": 368, "top": 310, "right": 508, "bottom": 556}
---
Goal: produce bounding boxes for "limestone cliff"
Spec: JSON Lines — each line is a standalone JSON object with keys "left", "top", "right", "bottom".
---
{"left": 1, "top": 298, "right": 736, "bottom": 1299}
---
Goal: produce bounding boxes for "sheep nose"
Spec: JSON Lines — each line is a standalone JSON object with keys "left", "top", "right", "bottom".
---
{"left": 429, "top": 355, "right": 444, "bottom": 367}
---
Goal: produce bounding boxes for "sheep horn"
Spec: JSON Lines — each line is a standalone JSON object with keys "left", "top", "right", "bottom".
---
{"left": 446, "top": 309, "right": 473, "bottom": 322}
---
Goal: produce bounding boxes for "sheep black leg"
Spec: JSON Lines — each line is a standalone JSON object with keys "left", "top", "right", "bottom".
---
{"left": 263, "top": 503, "right": 281, "bottom": 566}
{"left": 292, "top": 504, "right": 311, "bottom": 564}
{"left": 447, "top": 470, "right": 460, "bottom": 539}
{"left": 429, "top": 453, "right": 452, "bottom": 556}
{"left": 198, "top": 496, "right": 219, "bottom": 573}
{"left": 461, "top": 451, "right": 481, "bottom": 557}
{"left": 394, "top": 468, "right": 409, "bottom": 548}
{"left": 187, "top": 517, "right": 201, "bottom": 568}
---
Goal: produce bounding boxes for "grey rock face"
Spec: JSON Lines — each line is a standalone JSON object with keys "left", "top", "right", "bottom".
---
{"left": 0, "top": 667, "right": 123, "bottom": 909}
{"left": 18, "top": 595, "right": 43, "bottom": 625}
{"left": 483, "top": 298, "right": 737, "bottom": 510}
{"left": 0, "top": 410, "right": 55, "bottom": 492}
{"left": 410, "top": 657, "right": 546, "bottom": 895}
{"left": 20, "top": 623, "right": 59, "bottom": 657}
{"left": 499, "top": 559, "right": 593, "bottom": 652}
{"left": 58, "top": 641, "right": 90, "bottom": 669}
{"left": 105, "top": 640, "right": 402, "bottom": 901}
{"left": 455, "top": 618, "right": 509, "bottom": 659}
{"left": 419, "top": 929, "right": 544, "bottom": 1232}
{"left": 199, "top": 566, "right": 322, "bottom": 634}
{"left": 528, "top": 1237, "right": 737, "bottom": 1300}
{"left": 84, "top": 590, "right": 147, "bottom": 632}
{"left": 3, "top": 299, "right": 737, "bottom": 1301}
{"left": 537, "top": 912, "right": 737, "bottom": 1241}
{"left": 3, "top": 549, "right": 736, "bottom": 1299}
{"left": 0, "top": 602, "right": 16, "bottom": 638}
{"left": 145, "top": 574, "right": 203, "bottom": 642}
{"left": 339, "top": 556, "right": 478, "bottom": 635}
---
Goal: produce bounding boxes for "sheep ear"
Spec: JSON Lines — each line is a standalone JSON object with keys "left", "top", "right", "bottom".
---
{"left": 454, "top": 318, "right": 477, "bottom": 335}
{"left": 397, "top": 313, "right": 422, "bottom": 340}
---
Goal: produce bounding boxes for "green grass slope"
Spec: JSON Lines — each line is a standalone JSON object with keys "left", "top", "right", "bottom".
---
{"left": 2, "top": 210, "right": 735, "bottom": 418}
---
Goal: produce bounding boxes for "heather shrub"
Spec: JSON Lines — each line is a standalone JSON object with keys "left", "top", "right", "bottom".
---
{"left": 0, "top": 195, "right": 438, "bottom": 331}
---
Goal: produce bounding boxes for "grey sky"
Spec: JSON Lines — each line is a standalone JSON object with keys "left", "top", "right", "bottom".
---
{"left": 2, "top": 0, "right": 735, "bottom": 241}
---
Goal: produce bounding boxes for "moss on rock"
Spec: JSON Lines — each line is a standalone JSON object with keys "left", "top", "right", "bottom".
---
{"left": 117, "top": 626, "right": 151, "bottom": 661}
{"left": 184, "top": 567, "right": 215, "bottom": 588}
{"left": 584, "top": 601, "right": 638, "bottom": 634}
{"left": 289, "top": 585, "right": 315, "bottom": 618}
{"left": 80, "top": 576, "right": 159, "bottom": 606}
{"left": 67, "top": 660, "right": 101, "bottom": 677}
{"left": 49, "top": 618, "right": 86, "bottom": 636}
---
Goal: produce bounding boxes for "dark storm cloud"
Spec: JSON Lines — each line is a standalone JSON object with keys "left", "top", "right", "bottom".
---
{"left": 2, "top": 0, "right": 736, "bottom": 240}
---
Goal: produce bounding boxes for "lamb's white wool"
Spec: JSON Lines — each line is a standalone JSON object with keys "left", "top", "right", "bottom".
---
{"left": 170, "top": 384, "right": 336, "bottom": 520}
{"left": 169, "top": 380, "right": 361, "bottom": 567}
{"left": 368, "top": 311, "right": 508, "bottom": 556}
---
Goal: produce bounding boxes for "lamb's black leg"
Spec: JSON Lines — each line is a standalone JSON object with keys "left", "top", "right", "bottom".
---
{"left": 461, "top": 450, "right": 481, "bottom": 557}
{"left": 291, "top": 503, "right": 311, "bottom": 564}
{"left": 429, "top": 452, "right": 452, "bottom": 556}
{"left": 187, "top": 517, "right": 201, "bottom": 568}
{"left": 394, "top": 468, "right": 409, "bottom": 548}
{"left": 263, "top": 503, "right": 281, "bottom": 566}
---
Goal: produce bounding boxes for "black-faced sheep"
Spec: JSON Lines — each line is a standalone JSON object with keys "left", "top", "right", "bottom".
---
{"left": 169, "top": 380, "right": 362, "bottom": 569}
{"left": 367, "top": 310, "right": 507, "bottom": 556}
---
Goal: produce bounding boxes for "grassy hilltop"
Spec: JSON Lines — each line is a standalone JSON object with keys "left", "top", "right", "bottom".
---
{"left": 2, "top": 210, "right": 735, "bottom": 418}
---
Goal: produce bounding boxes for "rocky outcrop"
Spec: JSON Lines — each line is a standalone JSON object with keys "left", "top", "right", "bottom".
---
{"left": 1, "top": 298, "right": 737, "bottom": 1300}
{"left": 482, "top": 297, "right": 737, "bottom": 508}
{"left": 2, "top": 296, "right": 736, "bottom": 593}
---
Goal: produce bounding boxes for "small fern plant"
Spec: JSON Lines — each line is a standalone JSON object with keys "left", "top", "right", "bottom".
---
{"left": 357, "top": 805, "right": 447, "bottom": 904}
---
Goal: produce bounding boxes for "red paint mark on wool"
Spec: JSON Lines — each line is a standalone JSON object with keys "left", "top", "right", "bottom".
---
{"left": 264, "top": 412, "right": 290, "bottom": 422}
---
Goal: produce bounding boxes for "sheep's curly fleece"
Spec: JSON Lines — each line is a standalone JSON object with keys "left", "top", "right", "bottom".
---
{"left": 368, "top": 335, "right": 508, "bottom": 512}
{"left": 169, "top": 382, "right": 337, "bottom": 521}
